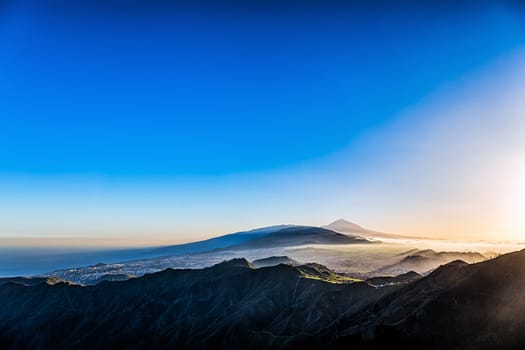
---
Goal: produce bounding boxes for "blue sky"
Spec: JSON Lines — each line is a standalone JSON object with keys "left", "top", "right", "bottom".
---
{"left": 1, "top": 1, "right": 525, "bottom": 244}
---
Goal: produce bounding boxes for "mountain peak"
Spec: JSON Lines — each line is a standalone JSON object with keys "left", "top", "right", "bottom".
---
{"left": 324, "top": 219, "right": 367, "bottom": 233}
{"left": 330, "top": 218, "right": 359, "bottom": 225}
{"left": 212, "top": 258, "right": 255, "bottom": 270}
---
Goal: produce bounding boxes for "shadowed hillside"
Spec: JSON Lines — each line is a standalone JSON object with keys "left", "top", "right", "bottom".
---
{"left": 3, "top": 250, "right": 525, "bottom": 349}
{"left": 0, "top": 259, "right": 401, "bottom": 350}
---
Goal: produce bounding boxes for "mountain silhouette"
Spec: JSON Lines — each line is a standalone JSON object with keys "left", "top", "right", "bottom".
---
{"left": 3, "top": 250, "right": 525, "bottom": 349}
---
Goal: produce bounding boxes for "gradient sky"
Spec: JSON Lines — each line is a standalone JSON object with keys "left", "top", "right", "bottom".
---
{"left": 1, "top": 0, "right": 525, "bottom": 245}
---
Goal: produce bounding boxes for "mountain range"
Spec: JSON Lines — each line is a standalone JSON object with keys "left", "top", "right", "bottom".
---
{"left": 149, "top": 223, "right": 371, "bottom": 255}
{"left": 2, "top": 249, "right": 525, "bottom": 349}
{"left": 43, "top": 220, "right": 491, "bottom": 284}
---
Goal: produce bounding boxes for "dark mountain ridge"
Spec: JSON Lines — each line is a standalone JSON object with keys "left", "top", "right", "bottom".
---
{"left": 2, "top": 250, "right": 525, "bottom": 349}
{"left": 0, "top": 259, "right": 399, "bottom": 350}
